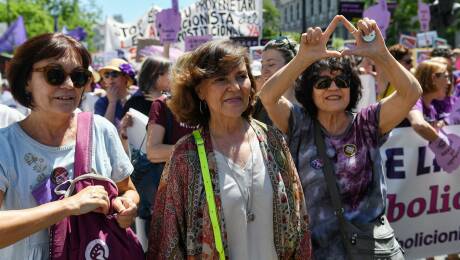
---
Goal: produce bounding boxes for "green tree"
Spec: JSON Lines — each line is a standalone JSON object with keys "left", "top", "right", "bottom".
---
{"left": 262, "top": 0, "right": 280, "bottom": 39}
{"left": 0, "top": 0, "right": 101, "bottom": 51}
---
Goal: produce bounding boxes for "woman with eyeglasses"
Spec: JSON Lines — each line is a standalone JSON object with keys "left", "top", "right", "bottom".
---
{"left": 0, "top": 33, "right": 139, "bottom": 258}
{"left": 260, "top": 16, "right": 421, "bottom": 258}
{"left": 405, "top": 60, "right": 460, "bottom": 171}
{"left": 253, "top": 36, "right": 298, "bottom": 125}
{"left": 95, "top": 58, "right": 136, "bottom": 126}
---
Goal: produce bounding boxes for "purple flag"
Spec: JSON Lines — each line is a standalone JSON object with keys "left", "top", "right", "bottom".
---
{"left": 0, "top": 16, "right": 27, "bottom": 53}
{"left": 66, "top": 26, "right": 87, "bottom": 41}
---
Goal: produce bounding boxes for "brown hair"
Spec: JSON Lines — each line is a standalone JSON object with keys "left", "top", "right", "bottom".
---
{"left": 389, "top": 44, "right": 411, "bottom": 61}
{"left": 414, "top": 60, "right": 446, "bottom": 94}
{"left": 7, "top": 33, "right": 91, "bottom": 108}
{"left": 168, "top": 39, "right": 256, "bottom": 126}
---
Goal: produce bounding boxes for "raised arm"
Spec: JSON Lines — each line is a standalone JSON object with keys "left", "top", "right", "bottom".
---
{"left": 341, "top": 18, "right": 422, "bottom": 135}
{"left": 259, "top": 15, "right": 342, "bottom": 134}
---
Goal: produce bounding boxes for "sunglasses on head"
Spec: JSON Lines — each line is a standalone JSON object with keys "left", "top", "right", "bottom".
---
{"left": 33, "top": 64, "right": 91, "bottom": 88}
{"left": 273, "top": 36, "right": 297, "bottom": 54}
{"left": 103, "top": 71, "right": 121, "bottom": 79}
{"left": 314, "top": 76, "right": 349, "bottom": 90}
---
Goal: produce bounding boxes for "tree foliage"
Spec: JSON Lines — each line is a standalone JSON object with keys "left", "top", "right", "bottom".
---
{"left": 0, "top": 0, "right": 101, "bottom": 50}
{"left": 262, "top": 0, "right": 280, "bottom": 39}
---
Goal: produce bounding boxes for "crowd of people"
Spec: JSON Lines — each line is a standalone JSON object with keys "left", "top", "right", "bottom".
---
{"left": 0, "top": 15, "right": 460, "bottom": 259}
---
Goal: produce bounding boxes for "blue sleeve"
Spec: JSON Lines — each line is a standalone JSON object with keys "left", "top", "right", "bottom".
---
{"left": 94, "top": 97, "right": 108, "bottom": 116}
{"left": 0, "top": 162, "right": 8, "bottom": 193}
{"left": 96, "top": 116, "right": 133, "bottom": 182}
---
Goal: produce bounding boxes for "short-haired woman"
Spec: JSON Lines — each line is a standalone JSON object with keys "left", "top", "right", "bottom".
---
{"left": 0, "top": 33, "right": 139, "bottom": 258}
{"left": 148, "top": 40, "right": 311, "bottom": 259}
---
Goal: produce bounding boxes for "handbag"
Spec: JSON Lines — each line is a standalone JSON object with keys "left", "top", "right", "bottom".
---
{"left": 130, "top": 107, "right": 173, "bottom": 219}
{"left": 50, "top": 112, "right": 144, "bottom": 260}
{"left": 313, "top": 121, "right": 403, "bottom": 259}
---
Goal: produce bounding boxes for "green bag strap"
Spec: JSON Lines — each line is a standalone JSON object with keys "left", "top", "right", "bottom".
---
{"left": 192, "top": 130, "right": 226, "bottom": 260}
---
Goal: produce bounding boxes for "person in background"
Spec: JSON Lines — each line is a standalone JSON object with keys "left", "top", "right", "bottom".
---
{"left": 376, "top": 44, "right": 413, "bottom": 101}
{"left": 148, "top": 39, "right": 311, "bottom": 259}
{"left": 260, "top": 16, "right": 420, "bottom": 258}
{"left": 0, "top": 104, "right": 25, "bottom": 128}
{"left": 79, "top": 66, "right": 104, "bottom": 113}
{"left": 118, "top": 56, "right": 172, "bottom": 236}
{"left": 0, "top": 33, "right": 139, "bottom": 259}
{"left": 253, "top": 36, "right": 298, "bottom": 125}
{"left": 95, "top": 58, "right": 135, "bottom": 126}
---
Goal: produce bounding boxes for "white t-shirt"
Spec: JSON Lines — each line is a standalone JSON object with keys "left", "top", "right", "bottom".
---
{"left": 214, "top": 135, "right": 277, "bottom": 260}
{"left": 0, "top": 104, "right": 25, "bottom": 128}
{"left": 0, "top": 114, "right": 133, "bottom": 259}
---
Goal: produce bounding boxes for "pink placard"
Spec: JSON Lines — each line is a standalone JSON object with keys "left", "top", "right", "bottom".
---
{"left": 418, "top": 0, "right": 430, "bottom": 32}
{"left": 429, "top": 132, "right": 460, "bottom": 173}
{"left": 155, "top": 8, "right": 181, "bottom": 44}
{"left": 184, "top": 35, "right": 213, "bottom": 51}
{"left": 363, "top": 0, "right": 391, "bottom": 39}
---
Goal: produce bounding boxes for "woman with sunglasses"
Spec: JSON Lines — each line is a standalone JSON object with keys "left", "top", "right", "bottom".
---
{"left": 95, "top": 58, "right": 135, "bottom": 126}
{"left": 260, "top": 16, "right": 421, "bottom": 258}
{"left": 0, "top": 33, "right": 139, "bottom": 259}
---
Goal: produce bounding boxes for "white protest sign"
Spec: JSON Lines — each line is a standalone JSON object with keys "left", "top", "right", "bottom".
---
{"left": 127, "top": 108, "right": 149, "bottom": 153}
{"left": 417, "top": 31, "right": 438, "bottom": 47}
{"left": 177, "top": 0, "right": 263, "bottom": 42}
{"left": 104, "top": 7, "right": 160, "bottom": 51}
{"left": 380, "top": 125, "right": 460, "bottom": 258}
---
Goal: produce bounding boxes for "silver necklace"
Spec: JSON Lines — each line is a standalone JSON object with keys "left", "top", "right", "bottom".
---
{"left": 211, "top": 127, "right": 256, "bottom": 222}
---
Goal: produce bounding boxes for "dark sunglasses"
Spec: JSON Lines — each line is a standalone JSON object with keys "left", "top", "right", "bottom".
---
{"left": 103, "top": 71, "right": 121, "bottom": 79}
{"left": 273, "top": 36, "right": 297, "bottom": 54}
{"left": 33, "top": 64, "right": 91, "bottom": 88}
{"left": 314, "top": 76, "right": 349, "bottom": 90}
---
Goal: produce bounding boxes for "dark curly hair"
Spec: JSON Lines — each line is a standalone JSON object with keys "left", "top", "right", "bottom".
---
{"left": 295, "top": 56, "right": 362, "bottom": 118}
{"left": 168, "top": 39, "right": 256, "bottom": 127}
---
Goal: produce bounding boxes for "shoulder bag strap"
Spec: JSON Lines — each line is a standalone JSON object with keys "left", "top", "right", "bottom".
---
{"left": 313, "top": 122, "right": 354, "bottom": 259}
{"left": 192, "top": 130, "right": 225, "bottom": 260}
{"left": 74, "top": 112, "right": 94, "bottom": 177}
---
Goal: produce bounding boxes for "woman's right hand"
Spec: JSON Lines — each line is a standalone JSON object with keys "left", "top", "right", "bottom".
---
{"left": 65, "top": 185, "right": 110, "bottom": 215}
{"left": 297, "top": 15, "right": 342, "bottom": 64}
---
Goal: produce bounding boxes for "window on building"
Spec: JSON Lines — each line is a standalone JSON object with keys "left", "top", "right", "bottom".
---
{"left": 290, "top": 4, "right": 293, "bottom": 22}
{"left": 297, "top": 3, "right": 300, "bottom": 19}
{"left": 285, "top": 7, "right": 288, "bottom": 22}
{"left": 310, "top": 1, "right": 314, "bottom": 15}
{"left": 319, "top": 0, "right": 322, "bottom": 14}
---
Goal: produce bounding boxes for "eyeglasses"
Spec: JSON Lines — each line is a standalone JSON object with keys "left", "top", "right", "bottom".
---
{"left": 272, "top": 36, "right": 297, "bottom": 55}
{"left": 103, "top": 71, "right": 121, "bottom": 79}
{"left": 314, "top": 76, "right": 349, "bottom": 90}
{"left": 435, "top": 72, "right": 450, "bottom": 79}
{"left": 33, "top": 64, "right": 92, "bottom": 88}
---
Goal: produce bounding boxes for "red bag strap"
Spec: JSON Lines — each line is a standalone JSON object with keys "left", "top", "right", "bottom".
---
{"left": 74, "top": 112, "right": 93, "bottom": 177}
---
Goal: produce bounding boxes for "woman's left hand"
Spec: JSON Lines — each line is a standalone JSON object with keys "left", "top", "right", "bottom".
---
{"left": 340, "top": 17, "right": 388, "bottom": 60}
{"left": 112, "top": 196, "right": 137, "bottom": 228}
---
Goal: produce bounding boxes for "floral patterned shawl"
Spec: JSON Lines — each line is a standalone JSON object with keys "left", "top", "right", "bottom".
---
{"left": 147, "top": 119, "right": 311, "bottom": 259}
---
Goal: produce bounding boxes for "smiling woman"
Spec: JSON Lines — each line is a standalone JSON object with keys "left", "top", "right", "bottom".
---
{"left": 259, "top": 15, "right": 422, "bottom": 258}
{"left": 0, "top": 33, "right": 139, "bottom": 259}
{"left": 148, "top": 39, "right": 311, "bottom": 259}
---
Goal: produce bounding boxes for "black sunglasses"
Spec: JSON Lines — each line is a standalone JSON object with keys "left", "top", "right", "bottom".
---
{"left": 33, "top": 64, "right": 91, "bottom": 88}
{"left": 273, "top": 36, "right": 297, "bottom": 54}
{"left": 314, "top": 76, "right": 349, "bottom": 90}
{"left": 103, "top": 71, "right": 121, "bottom": 79}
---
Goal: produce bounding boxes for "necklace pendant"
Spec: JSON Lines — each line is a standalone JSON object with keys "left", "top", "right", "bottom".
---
{"left": 247, "top": 211, "right": 255, "bottom": 222}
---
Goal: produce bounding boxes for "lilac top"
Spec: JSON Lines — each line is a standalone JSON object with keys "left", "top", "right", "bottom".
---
{"left": 413, "top": 98, "right": 441, "bottom": 123}
{"left": 287, "top": 103, "right": 388, "bottom": 259}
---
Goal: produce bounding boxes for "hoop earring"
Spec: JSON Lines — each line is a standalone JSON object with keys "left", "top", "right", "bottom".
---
{"left": 199, "top": 100, "right": 207, "bottom": 114}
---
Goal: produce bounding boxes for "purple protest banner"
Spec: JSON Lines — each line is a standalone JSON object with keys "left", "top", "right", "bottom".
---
{"left": 172, "top": 0, "right": 179, "bottom": 12}
{"left": 155, "top": 8, "right": 181, "bottom": 44}
{"left": 184, "top": 35, "right": 213, "bottom": 51}
{"left": 363, "top": 0, "right": 391, "bottom": 39}
{"left": 429, "top": 131, "right": 460, "bottom": 173}
{"left": 0, "top": 16, "right": 27, "bottom": 53}
{"left": 418, "top": 0, "right": 430, "bottom": 32}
